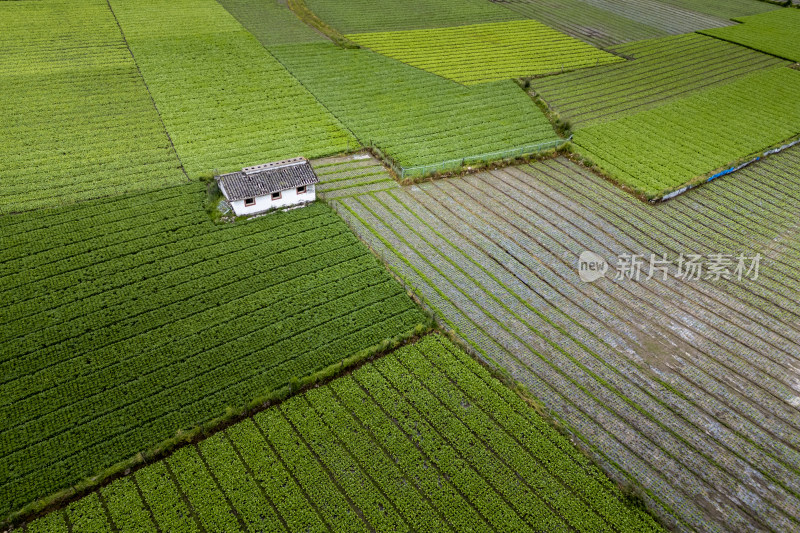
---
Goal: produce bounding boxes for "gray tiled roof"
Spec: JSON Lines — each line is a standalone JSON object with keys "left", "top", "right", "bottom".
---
{"left": 217, "top": 158, "right": 318, "bottom": 201}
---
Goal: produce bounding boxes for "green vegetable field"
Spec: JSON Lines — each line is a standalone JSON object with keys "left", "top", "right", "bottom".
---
{"left": 656, "top": 0, "right": 779, "bottom": 18}
{"left": 217, "top": 0, "right": 327, "bottom": 45}
{"left": 347, "top": 20, "right": 622, "bottom": 85}
{"left": 24, "top": 335, "right": 662, "bottom": 533}
{"left": 5, "top": 0, "right": 800, "bottom": 531}
{"left": 701, "top": 9, "right": 800, "bottom": 62}
{"left": 572, "top": 67, "right": 800, "bottom": 198}
{"left": 108, "top": 0, "right": 356, "bottom": 178}
{"left": 0, "top": 184, "right": 427, "bottom": 519}
{"left": 304, "top": 0, "right": 522, "bottom": 33}
{"left": 313, "top": 153, "right": 402, "bottom": 200}
{"left": 0, "top": 0, "right": 185, "bottom": 213}
{"left": 573, "top": 0, "right": 738, "bottom": 34}
{"left": 531, "top": 33, "right": 788, "bottom": 128}
{"left": 496, "top": 0, "right": 775, "bottom": 48}
{"left": 269, "top": 43, "right": 558, "bottom": 170}
{"left": 499, "top": 0, "right": 667, "bottom": 48}
{"left": 331, "top": 146, "right": 800, "bottom": 533}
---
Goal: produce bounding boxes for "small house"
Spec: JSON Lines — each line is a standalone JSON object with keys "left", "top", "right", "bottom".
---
{"left": 216, "top": 157, "right": 319, "bottom": 216}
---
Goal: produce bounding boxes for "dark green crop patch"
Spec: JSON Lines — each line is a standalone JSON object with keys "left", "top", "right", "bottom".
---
{"left": 0, "top": 183, "right": 428, "bottom": 523}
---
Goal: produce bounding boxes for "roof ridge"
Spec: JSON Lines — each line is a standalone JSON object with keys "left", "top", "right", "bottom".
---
{"left": 216, "top": 159, "right": 318, "bottom": 202}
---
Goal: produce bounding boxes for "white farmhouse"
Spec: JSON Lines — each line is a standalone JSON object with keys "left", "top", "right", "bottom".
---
{"left": 216, "top": 157, "right": 319, "bottom": 216}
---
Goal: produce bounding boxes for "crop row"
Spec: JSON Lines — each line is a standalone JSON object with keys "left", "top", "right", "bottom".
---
{"left": 24, "top": 335, "right": 660, "bottom": 532}
{"left": 0, "top": 0, "right": 185, "bottom": 213}
{"left": 346, "top": 20, "right": 622, "bottom": 85}
{"left": 572, "top": 67, "right": 800, "bottom": 199}
{"left": 327, "top": 150, "right": 800, "bottom": 532}
{"left": 0, "top": 185, "right": 427, "bottom": 520}
{"left": 269, "top": 42, "right": 557, "bottom": 170}
{"left": 532, "top": 33, "right": 787, "bottom": 128}
{"left": 526, "top": 157, "right": 800, "bottom": 328}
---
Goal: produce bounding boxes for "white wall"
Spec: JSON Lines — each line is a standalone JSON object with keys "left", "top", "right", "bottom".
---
{"left": 229, "top": 184, "right": 316, "bottom": 216}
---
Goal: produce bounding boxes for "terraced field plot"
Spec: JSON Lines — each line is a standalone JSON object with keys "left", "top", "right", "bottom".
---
{"left": 217, "top": 0, "right": 327, "bottom": 45}
{"left": 312, "top": 153, "right": 400, "bottom": 200}
{"left": 497, "top": 0, "right": 668, "bottom": 49}
{"left": 269, "top": 43, "right": 558, "bottom": 172}
{"left": 495, "top": 0, "right": 764, "bottom": 48}
{"left": 0, "top": 0, "right": 185, "bottom": 213}
{"left": 347, "top": 20, "right": 622, "bottom": 85}
{"left": 107, "top": 0, "right": 356, "bottom": 178}
{"left": 654, "top": 0, "right": 778, "bottom": 18}
{"left": 24, "top": 335, "right": 662, "bottom": 533}
{"left": 331, "top": 149, "right": 800, "bottom": 532}
{"left": 304, "top": 0, "right": 522, "bottom": 33}
{"left": 531, "top": 33, "right": 788, "bottom": 129}
{"left": 572, "top": 67, "right": 800, "bottom": 199}
{"left": 0, "top": 185, "right": 427, "bottom": 521}
{"left": 701, "top": 9, "right": 800, "bottom": 63}
{"left": 574, "top": 0, "right": 739, "bottom": 33}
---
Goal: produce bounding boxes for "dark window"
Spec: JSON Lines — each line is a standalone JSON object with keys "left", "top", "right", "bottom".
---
{"left": 271, "top": 191, "right": 281, "bottom": 201}
{"left": 297, "top": 185, "right": 307, "bottom": 194}
{"left": 244, "top": 198, "right": 255, "bottom": 207}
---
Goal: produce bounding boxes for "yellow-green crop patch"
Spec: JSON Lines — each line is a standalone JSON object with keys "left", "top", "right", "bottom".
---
{"left": 346, "top": 20, "right": 623, "bottom": 86}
